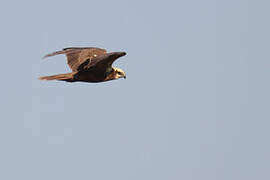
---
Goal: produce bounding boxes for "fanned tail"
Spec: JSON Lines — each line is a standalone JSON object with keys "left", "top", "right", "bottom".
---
{"left": 39, "top": 73, "right": 74, "bottom": 82}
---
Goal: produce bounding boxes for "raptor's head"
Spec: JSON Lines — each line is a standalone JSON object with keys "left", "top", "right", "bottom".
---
{"left": 112, "top": 67, "right": 126, "bottom": 79}
{"left": 104, "top": 51, "right": 126, "bottom": 81}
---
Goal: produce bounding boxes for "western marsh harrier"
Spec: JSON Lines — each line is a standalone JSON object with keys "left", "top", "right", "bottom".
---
{"left": 40, "top": 47, "right": 126, "bottom": 83}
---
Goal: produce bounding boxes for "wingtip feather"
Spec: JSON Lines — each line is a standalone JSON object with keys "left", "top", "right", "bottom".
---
{"left": 42, "top": 49, "right": 82, "bottom": 59}
{"left": 42, "top": 51, "right": 63, "bottom": 59}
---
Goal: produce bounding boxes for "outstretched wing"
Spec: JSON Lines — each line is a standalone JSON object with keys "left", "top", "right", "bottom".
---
{"left": 77, "top": 52, "right": 127, "bottom": 73}
{"left": 43, "top": 47, "right": 107, "bottom": 72}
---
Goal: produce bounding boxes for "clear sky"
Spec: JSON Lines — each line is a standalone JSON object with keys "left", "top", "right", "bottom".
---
{"left": 0, "top": 0, "right": 269, "bottom": 179}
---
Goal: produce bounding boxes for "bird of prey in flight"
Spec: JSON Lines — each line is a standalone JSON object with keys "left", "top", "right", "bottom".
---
{"left": 39, "top": 47, "right": 127, "bottom": 83}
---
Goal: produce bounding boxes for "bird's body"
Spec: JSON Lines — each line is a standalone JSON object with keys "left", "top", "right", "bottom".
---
{"left": 40, "top": 47, "right": 126, "bottom": 83}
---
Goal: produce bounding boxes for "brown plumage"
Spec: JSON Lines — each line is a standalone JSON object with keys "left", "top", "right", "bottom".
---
{"left": 40, "top": 47, "right": 127, "bottom": 83}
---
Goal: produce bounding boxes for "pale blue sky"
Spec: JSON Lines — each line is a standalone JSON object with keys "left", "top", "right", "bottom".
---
{"left": 0, "top": 0, "right": 269, "bottom": 180}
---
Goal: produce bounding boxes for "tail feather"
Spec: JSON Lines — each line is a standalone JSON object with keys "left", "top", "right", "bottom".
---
{"left": 39, "top": 73, "right": 74, "bottom": 82}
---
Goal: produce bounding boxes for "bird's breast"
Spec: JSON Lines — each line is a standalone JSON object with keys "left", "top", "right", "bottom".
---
{"left": 74, "top": 70, "right": 106, "bottom": 83}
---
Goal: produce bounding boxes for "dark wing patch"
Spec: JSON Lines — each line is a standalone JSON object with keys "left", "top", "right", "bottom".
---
{"left": 81, "top": 52, "right": 126, "bottom": 74}
{"left": 79, "top": 53, "right": 112, "bottom": 72}
{"left": 43, "top": 47, "right": 107, "bottom": 72}
{"left": 77, "top": 58, "right": 91, "bottom": 71}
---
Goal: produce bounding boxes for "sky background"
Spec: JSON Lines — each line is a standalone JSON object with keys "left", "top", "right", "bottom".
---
{"left": 0, "top": 0, "right": 269, "bottom": 179}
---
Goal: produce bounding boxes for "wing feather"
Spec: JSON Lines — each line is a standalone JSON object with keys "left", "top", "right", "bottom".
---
{"left": 43, "top": 47, "right": 107, "bottom": 72}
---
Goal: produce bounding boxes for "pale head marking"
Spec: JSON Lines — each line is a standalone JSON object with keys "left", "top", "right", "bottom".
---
{"left": 112, "top": 67, "right": 126, "bottom": 79}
